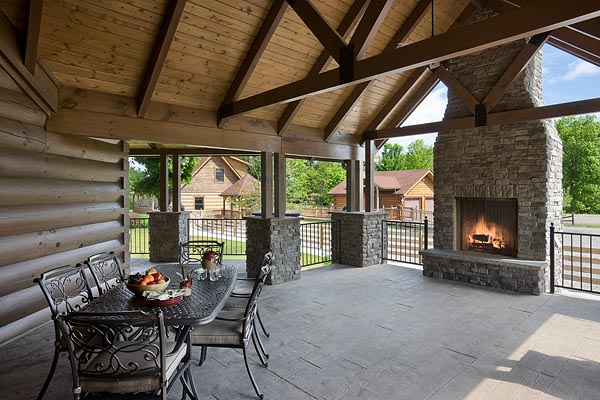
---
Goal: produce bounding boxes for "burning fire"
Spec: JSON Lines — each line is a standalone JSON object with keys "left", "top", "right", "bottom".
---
{"left": 467, "top": 218, "right": 507, "bottom": 250}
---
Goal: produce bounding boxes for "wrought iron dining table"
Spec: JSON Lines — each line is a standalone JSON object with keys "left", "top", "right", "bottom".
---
{"left": 82, "top": 264, "right": 238, "bottom": 326}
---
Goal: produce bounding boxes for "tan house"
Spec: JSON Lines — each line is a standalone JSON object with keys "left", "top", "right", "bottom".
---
{"left": 328, "top": 170, "right": 434, "bottom": 219}
{"left": 181, "top": 156, "right": 251, "bottom": 215}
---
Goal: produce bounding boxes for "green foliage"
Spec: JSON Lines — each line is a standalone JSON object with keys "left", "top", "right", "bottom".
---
{"left": 237, "top": 156, "right": 261, "bottom": 180}
{"left": 557, "top": 115, "right": 600, "bottom": 213}
{"left": 375, "top": 140, "right": 433, "bottom": 171}
{"left": 129, "top": 156, "right": 198, "bottom": 197}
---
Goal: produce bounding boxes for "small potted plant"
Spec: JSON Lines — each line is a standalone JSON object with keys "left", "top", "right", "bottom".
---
{"left": 176, "top": 269, "right": 193, "bottom": 296}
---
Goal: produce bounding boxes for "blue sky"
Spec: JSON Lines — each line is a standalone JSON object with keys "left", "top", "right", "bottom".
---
{"left": 391, "top": 44, "right": 600, "bottom": 148}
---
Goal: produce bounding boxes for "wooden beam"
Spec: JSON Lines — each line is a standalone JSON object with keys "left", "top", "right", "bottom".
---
{"left": 260, "top": 151, "right": 273, "bottom": 218}
{"left": 220, "top": 0, "right": 287, "bottom": 108}
{"left": 23, "top": 0, "right": 43, "bottom": 74}
{"left": 386, "top": 69, "right": 440, "bottom": 128}
{"left": 222, "top": 0, "right": 598, "bottom": 120}
{"left": 351, "top": 159, "right": 362, "bottom": 211}
{"left": 129, "top": 148, "right": 259, "bottom": 156}
{"left": 349, "top": 0, "right": 395, "bottom": 59}
{"left": 159, "top": 154, "right": 169, "bottom": 212}
{"left": 365, "top": 97, "right": 600, "bottom": 139}
{"left": 323, "top": 0, "right": 431, "bottom": 141}
{"left": 137, "top": 0, "right": 186, "bottom": 117}
{"left": 548, "top": 37, "right": 600, "bottom": 68}
{"left": 365, "top": 140, "right": 375, "bottom": 212}
{"left": 551, "top": 27, "right": 600, "bottom": 58}
{"left": 172, "top": 154, "right": 181, "bottom": 212}
{"left": 483, "top": 32, "right": 550, "bottom": 111}
{"left": 274, "top": 153, "right": 286, "bottom": 218}
{"left": 436, "top": 65, "right": 479, "bottom": 115}
{"left": 277, "top": 0, "right": 368, "bottom": 134}
{"left": 285, "top": 0, "right": 347, "bottom": 63}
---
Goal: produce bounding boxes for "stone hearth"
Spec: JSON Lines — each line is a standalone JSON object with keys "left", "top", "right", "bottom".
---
{"left": 422, "top": 13, "right": 562, "bottom": 295}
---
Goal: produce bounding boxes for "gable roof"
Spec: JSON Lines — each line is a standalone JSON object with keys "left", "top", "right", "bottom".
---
{"left": 328, "top": 169, "right": 433, "bottom": 196}
{"left": 220, "top": 174, "right": 260, "bottom": 197}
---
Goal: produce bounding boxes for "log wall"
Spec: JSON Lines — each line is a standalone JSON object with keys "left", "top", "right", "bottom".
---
{"left": 0, "top": 69, "right": 129, "bottom": 346}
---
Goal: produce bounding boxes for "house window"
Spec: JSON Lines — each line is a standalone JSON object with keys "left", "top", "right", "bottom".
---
{"left": 216, "top": 168, "right": 225, "bottom": 182}
{"left": 194, "top": 197, "right": 204, "bottom": 210}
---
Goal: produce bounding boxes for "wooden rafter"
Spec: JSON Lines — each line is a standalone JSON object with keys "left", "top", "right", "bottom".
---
{"left": 285, "top": 0, "right": 347, "bottom": 63}
{"left": 137, "top": 0, "right": 186, "bottom": 117}
{"left": 364, "top": 97, "right": 600, "bottom": 140}
{"left": 219, "top": 0, "right": 288, "bottom": 110}
{"left": 129, "top": 148, "right": 259, "bottom": 156}
{"left": 23, "top": 0, "right": 43, "bottom": 74}
{"left": 386, "top": 69, "right": 440, "bottom": 128}
{"left": 323, "top": 0, "right": 395, "bottom": 141}
{"left": 548, "top": 37, "right": 600, "bottom": 68}
{"left": 220, "top": 0, "right": 599, "bottom": 122}
{"left": 436, "top": 65, "right": 479, "bottom": 115}
{"left": 552, "top": 27, "right": 600, "bottom": 59}
{"left": 277, "top": 0, "right": 369, "bottom": 135}
{"left": 483, "top": 32, "right": 550, "bottom": 111}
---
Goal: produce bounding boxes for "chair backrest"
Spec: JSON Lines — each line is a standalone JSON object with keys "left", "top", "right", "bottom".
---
{"left": 179, "top": 240, "right": 224, "bottom": 265}
{"left": 85, "top": 252, "right": 124, "bottom": 295}
{"left": 258, "top": 250, "right": 274, "bottom": 284}
{"left": 57, "top": 310, "right": 170, "bottom": 395}
{"left": 34, "top": 264, "right": 94, "bottom": 318}
{"left": 242, "top": 278, "right": 265, "bottom": 344}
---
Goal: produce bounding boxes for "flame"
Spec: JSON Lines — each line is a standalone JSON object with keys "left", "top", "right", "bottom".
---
{"left": 467, "top": 216, "right": 506, "bottom": 250}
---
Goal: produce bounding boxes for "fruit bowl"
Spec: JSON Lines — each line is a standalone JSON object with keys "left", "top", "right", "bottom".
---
{"left": 126, "top": 277, "right": 170, "bottom": 296}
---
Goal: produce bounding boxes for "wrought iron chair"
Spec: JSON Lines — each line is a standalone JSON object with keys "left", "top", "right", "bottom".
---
{"left": 224, "top": 251, "right": 273, "bottom": 339}
{"left": 56, "top": 310, "right": 198, "bottom": 400}
{"left": 33, "top": 264, "right": 94, "bottom": 400}
{"left": 85, "top": 251, "right": 125, "bottom": 296}
{"left": 191, "top": 276, "right": 267, "bottom": 399}
{"left": 179, "top": 240, "right": 224, "bottom": 265}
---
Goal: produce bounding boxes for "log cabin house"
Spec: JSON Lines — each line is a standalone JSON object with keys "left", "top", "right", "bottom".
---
{"left": 328, "top": 169, "right": 434, "bottom": 219}
{"left": 0, "top": 0, "right": 598, "bottom": 346}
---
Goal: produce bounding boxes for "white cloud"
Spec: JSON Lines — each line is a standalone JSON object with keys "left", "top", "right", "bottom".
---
{"left": 550, "top": 60, "right": 600, "bottom": 83}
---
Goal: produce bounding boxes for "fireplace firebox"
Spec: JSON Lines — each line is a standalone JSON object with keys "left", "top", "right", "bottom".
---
{"left": 457, "top": 198, "right": 518, "bottom": 257}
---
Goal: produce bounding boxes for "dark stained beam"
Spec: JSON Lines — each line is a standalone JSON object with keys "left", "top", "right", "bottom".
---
{"left": 324, "top": 82, "right": 373, "bottom": 141}
{"left": 277, "top": 0, "right": 369, "bottom": 135}
{"left": 220, "top": 0, "right": 287, "bottom": 110}
{"left": 159, "top": 153, "right": 169, "bottom": 212}
{"left": 349, "top": 0, "right": 395, "bottom": 59}
{"left": 572, "top": 17, "right": 600, "bottom": 40}
{"left": 23, "top": 0, "right": 43, "bottom": 74}
{"left": 548, "top": 37, "right": 600, "bottom": 68}
{"left": 137, "top": 0, "right": 186, "bottom": 117}
{"left": 436, "top": 65, "right": 479, "bottom": 115}
{"left": 483, "top": 32, "right": 550, "bottom": 111}
{"left": 129, "top": 148, "right": 259, "bottom": 156}
{"left": 364, "top": 97, "right": 600, "bottom": 140}
{"left": 386, "top": 69, "right": 440, "bottom": 128}
{"left": 221, "top": 0, "right": 598, "bottom": 121}
{"left": 389, "top": 0, "right": 432, "bottom": 47}
{"left": 552, "top": 27, "right": 600, "bottom": 58}
{"left": 285, "top": 0, "right": 347, "bottom": 63}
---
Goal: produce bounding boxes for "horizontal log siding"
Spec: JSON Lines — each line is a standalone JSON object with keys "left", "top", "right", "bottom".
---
{"left": 0, "top": 102, "right": 128, "bottom": 345}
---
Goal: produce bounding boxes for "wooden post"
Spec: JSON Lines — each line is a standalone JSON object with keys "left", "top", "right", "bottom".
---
{"left": 345, "top": 159, "right": 354, "bottom": 211}
{"left": 159, "top": 153, "right": 168, "bottom": 212}
{"left": 365, "top": 140, "right": 375, "bottom": 212}
{"left": 261, "top": 151, "right": 273, "bottom": 218}
{"left": 274, "top": 152, "right": 286, "bottom": 218}
{"left": 172, "top": 154, "right": 181, "bottom": 212}
{"left": 352, "top": 159, "right": 362, "bottom": 211}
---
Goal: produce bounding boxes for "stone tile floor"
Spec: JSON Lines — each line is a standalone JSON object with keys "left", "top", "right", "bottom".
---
{"left": 2, "top": 262, "right": 600, "bottom": 399}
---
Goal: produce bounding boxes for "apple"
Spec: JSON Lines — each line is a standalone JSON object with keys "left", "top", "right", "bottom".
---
{"left": 152, "top": 272, "right": 163, "bottom": 281}
{"left": 156, "top": 279, "right": 166, "bottom": 284}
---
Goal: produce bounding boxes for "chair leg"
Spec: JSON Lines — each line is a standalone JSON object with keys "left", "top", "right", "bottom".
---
{"left": 256, "top": 309, "right": 270, "bottom": 338}
{"left": 37, "top": 346, "right": 60, "bottom": 400}
{"left": 198, "top": 346, "right": 207, "bottom": 366}
{"left": 252, "top": 330, "right": 268, "bottom": 367}
{"left": 185, "top": 367, "right": 200, "bottom": 400}
{"left": 254, "top": 326, "right": 269, "bottom": 359}
{"left": 243, "top": 345, "right": 264, "bottom": 400}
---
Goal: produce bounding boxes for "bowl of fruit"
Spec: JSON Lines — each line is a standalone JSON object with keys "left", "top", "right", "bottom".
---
{"left": 126, "top": 268, "right": 170, "bottom": 296}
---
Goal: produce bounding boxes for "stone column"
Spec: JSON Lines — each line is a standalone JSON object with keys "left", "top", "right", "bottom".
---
{"left": 246, "top": 217, "right": 301, "bottom": 284}
{"left": 149, "top": 212, "right": 190, "bottom": 262}
{"left": 331, "top": 211, "right": 386, "bottom": 267}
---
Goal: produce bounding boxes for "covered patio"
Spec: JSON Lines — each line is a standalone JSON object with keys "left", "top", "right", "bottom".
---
{"left": 2, "top": 261, "right": 600, "bottom": 399}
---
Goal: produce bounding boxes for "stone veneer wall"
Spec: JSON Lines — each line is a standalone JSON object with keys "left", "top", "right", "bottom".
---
{"left": 331, "top": 212, "right": 386, "bottom": 267}
{"left": 149, "top": 212, "right": 190, "bottom": 262}
{"left": 425, "top": 12, "right": 562, "bottom": 293}
{"left": 246, "top": 217, "right": 301, "bottom": 285}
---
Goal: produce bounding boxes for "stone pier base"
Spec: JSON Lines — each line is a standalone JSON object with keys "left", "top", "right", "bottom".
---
{"left": 246, "top": 217, "right": 301, "bottom": 285}
{"left": 331, "top": 211, "right": 386, "bottom": 267}
{"left": 149, "top": 212, "right": 190, "bottom": 263}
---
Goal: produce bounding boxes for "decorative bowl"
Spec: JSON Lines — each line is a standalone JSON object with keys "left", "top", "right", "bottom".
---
{"left": 126, "top": 277, "right": 170, "bottom": 296}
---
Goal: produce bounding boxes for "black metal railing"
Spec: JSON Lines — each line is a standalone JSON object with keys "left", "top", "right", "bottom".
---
{"left": 383, "top": 218, "right": 431, "bottom": 265}
{"left": 129, "top": 217, "right": 149, "bottom": 255}
{"left": 299, "top": 220, "right": 339, "bottom": 267}
{"left": 188, "top": 218, "right": 246, "bottom": 256}
{"left": 551, "top": 223, "right": 600, "bottom": 294}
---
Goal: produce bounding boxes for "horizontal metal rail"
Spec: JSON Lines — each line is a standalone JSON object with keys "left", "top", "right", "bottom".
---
{"left": 188, "top": 218, "right": 247, "bottom": 256}
{"left": 383, "top": 219, "right": 430, "bottom": 265}
{"left": 300, "top": 220, "right": 339, "bottom": 267}
{"left": 129, "top": 217, "right": 149, "bottom": 255}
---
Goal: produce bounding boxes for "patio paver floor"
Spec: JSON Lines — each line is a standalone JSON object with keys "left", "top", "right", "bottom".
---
{"left": 2, "top": 262, "right": 600, "bottom": 399}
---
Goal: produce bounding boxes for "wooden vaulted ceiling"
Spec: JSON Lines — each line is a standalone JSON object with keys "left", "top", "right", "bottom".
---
{"left": 0, "top": 0, "right": 600, "bottom": 156}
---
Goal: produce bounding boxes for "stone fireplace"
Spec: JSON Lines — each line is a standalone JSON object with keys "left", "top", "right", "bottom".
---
{"left": 421, "top": 15, "right": 563, "bottom": 295}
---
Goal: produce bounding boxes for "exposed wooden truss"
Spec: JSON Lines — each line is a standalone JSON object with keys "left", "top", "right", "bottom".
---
{"left": 137, "top": 0, "right": 186, "bottom": 117}
{"left": 23, "top": 0, "right": 43, "bottom": 74}
{"left": 219, "top": 0, "right": 600, "bottom": 123}
{"left": 129, "top": 148, "right": 259, "bottom": 156}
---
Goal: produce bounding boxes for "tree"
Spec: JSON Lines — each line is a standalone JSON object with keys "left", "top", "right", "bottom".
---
{"left": 375, "top": 139, "right": 433, "bottom": 171}
{"left": 557, "top": 115, "right": 600, "bottom": 213}
{"left": 129, "top": 156, "right": 198, "bottom": 198}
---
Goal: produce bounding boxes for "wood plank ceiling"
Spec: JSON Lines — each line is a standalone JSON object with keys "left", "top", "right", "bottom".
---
{"left": 1, "top": 0, "right": 599, "bottom": 152}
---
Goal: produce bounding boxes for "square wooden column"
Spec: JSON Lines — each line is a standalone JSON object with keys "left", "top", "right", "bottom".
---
{"left": 260, "top": 151, "right": 273, "bottom": 218}
{"left": 159, "top": 153, "right": 168, "bottom": 211}
{"left": 365, "top": 140, "right": 375, "bottom": 212}
{"left": 172, "top": 154, "right": 181, "bottom": 212}
{"left": 274, "top": 153, "right": 286, "bottom": 218}
{"left": 346, "top": 159, "right": 362, "bottom": 212}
